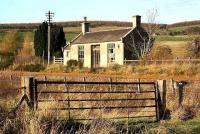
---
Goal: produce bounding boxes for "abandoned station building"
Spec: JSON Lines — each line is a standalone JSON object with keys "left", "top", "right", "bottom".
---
{"left": 63, "top": 15, "right": 148, "bottom": 68}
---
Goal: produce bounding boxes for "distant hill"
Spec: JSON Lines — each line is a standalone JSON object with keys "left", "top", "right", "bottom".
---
{"left": 0, "top": 21, "right": 167, "bottom": 30}
{"left": 168, "top": 20, "right": 200, "bottom": 28}
{"left": 1, "top": 20, "right": 200, "bottom": 36}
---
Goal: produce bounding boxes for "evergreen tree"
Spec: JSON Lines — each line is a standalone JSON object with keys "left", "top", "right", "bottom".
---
{"left": 34, "top": 22, "right": 66, "bottom": 59}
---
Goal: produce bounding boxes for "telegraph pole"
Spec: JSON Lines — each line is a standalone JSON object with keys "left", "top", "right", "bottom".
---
{"left": 45, "top": 11, "right": 54, "bottom": 65}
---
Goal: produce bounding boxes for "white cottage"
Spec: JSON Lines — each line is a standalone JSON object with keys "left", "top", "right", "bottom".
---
{"left": 63, "top": 15, "right": 148, "bottom": 68}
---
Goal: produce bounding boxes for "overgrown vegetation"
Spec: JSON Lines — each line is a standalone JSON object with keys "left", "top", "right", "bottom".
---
{"left": 67, "top": 60, "right": 83, "bottom": 68}
{"left": 150, "top": 45, "right": 173, "bottom": 60}
{"left": 14, "top": 64, "right": 45, "bottom": 72}
{"left": 21, "top": 63, "right": 200, "bottom": 77}
{"left": 1, "top": 75, "right": 200, "bottom": 133}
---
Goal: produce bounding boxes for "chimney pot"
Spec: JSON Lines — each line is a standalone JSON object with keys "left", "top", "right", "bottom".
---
{"left": 84, "top": 17, "right": 87, "bottom": 22}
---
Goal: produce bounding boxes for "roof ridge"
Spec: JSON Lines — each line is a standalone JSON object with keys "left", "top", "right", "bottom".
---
{"left": 86, "top": 27, "right": 131, "bottom": 34}
{"left": 70, "top": 33, "right": 82, "bottom": 43}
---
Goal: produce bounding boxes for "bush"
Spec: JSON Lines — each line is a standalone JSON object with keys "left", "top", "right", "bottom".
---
{"left": 150, "top": 45, "right": 173, "bottom": 60}
{"left": 67, "top": 60, "right": 83, "bottom": 69}
{"left": 0, "top": 55, "right": 14, "bottom": 70}
{"left": 15, "top": 64, "right": 44, "bottom": 72}
{"left": 108, "top": 64, "right": 121, "bottom": 71}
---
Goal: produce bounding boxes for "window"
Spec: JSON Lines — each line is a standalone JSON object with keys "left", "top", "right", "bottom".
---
{"left": 78, "top": 46, "right": 84, "bottom": 61}
{"left": 66, "top": 50, "right": 70, "bottom": 58}
{"left": 108, "top": 43, "right": 115, "bottom": 63}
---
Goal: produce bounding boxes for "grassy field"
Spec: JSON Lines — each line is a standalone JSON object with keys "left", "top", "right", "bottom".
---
{"left": 168, "top": 24, "right": 200, "bottom": 31}
{"left": 155, "top": 41, "right": 189, "bottom": 58}
{"left": 155, "top": 35, "right": 193, "bottom": 42}
{"left": 65, "top": 32, "right": 79, "bottom": 42}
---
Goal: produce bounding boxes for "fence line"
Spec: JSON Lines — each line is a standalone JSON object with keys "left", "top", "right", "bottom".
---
{"left": 124, "top": 57, "right": 200, "bottom": 65}
{"left": 53, "top": 57, "right": 200, "bottom": 65}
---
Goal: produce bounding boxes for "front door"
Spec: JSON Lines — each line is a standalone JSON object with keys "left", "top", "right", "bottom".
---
{"left": 91, "top": 45, "right": 100, "bottom": 68}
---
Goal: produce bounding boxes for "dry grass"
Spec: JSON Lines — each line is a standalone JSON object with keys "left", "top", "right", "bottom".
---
{"left": 155, "top": 41, "right": 189, "bottom": 58}
{"left": 1, "top": 64, "right": 200, "bottom": 133}
{"left": 1, "top": 73, "right": 200, "bottom": 133}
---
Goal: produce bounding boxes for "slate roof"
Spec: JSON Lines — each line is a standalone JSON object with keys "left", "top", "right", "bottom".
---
{"left": 70, "top": 28, "right": 132, "bottom": 44}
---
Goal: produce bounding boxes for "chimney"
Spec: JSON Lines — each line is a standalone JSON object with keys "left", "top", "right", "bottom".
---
{"left": 82, "top": 17, "right": 90, "bottom": 34}
{"left": 132, "top": 15, "right": 141, "bottom": 28}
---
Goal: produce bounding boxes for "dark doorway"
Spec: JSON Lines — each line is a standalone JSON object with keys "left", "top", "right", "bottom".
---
{"left": 91, "top": 45, "right": 100, "bottom": 68}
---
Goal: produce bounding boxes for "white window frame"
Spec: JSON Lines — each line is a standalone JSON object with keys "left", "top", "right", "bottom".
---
{"left": 78, "top": 46, "right": 84, "bottom": 61}
{"left": 108, "top": 43, "right": 115, "bottom": 63}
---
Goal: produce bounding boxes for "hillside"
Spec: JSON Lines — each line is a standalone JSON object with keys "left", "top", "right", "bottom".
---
{"left": 0, "top": 21, "right": 166, "bottom": 30}
{"left": 1, "top": 19, "right": 200, "bottom": 30}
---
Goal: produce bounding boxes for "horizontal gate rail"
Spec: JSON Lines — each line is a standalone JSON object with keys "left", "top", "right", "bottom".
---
{"left": 38, "top": 98, "right": 156, "bottom": 102}
{"left": 38, "top": 90, "right": 155, "bottom": 94}
{"left": 42, "top": 105, "right": 156, "bottom": 110}
{"left": 36, "top": 81, "right": 155, "bottom": 85}
{"left": 70, "top": 115, "right": 156, "bottom": 120}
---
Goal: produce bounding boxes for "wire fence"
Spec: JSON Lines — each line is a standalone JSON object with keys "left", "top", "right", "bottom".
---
{"left": 124, "top": 58, "right": 200, "bottom": 65}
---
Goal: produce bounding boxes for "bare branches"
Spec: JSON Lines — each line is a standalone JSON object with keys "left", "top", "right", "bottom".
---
{"left": 125, "top": 9, "right": 159, "bottom": 59}
{"left": 146, "top": 9, "right": 159, "bottom": 36}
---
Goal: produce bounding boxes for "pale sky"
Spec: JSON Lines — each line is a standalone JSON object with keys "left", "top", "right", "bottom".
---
{"left": 0, "top": 0, "right": 200, "bottom": 24}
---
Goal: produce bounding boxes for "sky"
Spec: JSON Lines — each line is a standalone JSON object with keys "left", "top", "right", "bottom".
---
{"left": 0, "top": 0, "right": 200, "bottom": 24}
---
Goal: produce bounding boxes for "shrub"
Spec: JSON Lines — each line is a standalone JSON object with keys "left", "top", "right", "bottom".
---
{"left": 150, "top": 45, "right": 173, "bottom": 60}
{"left": 67, "top": 60, "right": 78, "bottom": 67}
{"left": 108, "top": 64, "right": 121, "bottom": 71}
{"left": 67, "top": 60, "right": 83, "bottom": 69}
{"left": 0, "top": 54, "right": 14, "bottom": 70}
{"left": 15, "top": 64, "right": 44, "bottom": 72}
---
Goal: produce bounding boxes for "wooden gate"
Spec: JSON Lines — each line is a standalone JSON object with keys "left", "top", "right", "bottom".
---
{"left": 33, "top": 80, "right": 159, "bottom": 122}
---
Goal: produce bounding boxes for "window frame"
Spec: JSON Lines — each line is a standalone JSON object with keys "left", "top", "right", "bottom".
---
{"left": 78, "top": 45, "right": 84, "bottom": 61}
{"left": 66, "top": 50, "right": 70, "bottom": 58}
{"left": 107, "top": 43, "right": 115, "bottom": 63}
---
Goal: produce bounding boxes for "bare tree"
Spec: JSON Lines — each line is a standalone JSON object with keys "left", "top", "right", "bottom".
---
{"left": 125, "top": 9, "right": 159, "bottom": 59}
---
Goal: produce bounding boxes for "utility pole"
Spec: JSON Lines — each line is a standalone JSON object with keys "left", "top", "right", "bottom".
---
{"left": 45, "top": 11, "right": 54, "bottom": 65}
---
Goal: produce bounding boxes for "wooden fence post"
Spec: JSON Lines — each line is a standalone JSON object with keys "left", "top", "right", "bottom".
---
{"left": 176, "top": 81, "right": 187, "bottom": 107}
{"left": 21, "top": 76, "right": 35, "bottom": 110}
{"left": 157, "top": 80, "right": 167, "bottom": 119}
{"left": 170, "top": 79, "right": 175, "bottom": 94}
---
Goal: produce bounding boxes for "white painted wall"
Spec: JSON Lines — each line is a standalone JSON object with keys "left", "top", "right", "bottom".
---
{"left": 63, "top": 41, "right": 124, "bottom": 68}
